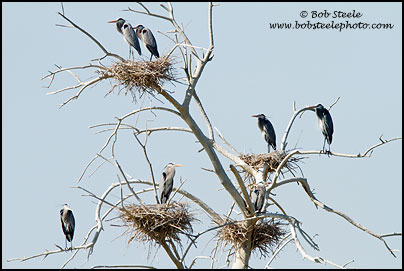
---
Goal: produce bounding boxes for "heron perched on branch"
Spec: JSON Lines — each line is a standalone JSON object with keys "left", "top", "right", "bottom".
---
{"left": 134, "top": 24, "right": 160, "bottom": 61}
{"left": 159, "top": 163, "right": 184, "bottom": 204}
{"left": 250, "top": 183, "right": 267, "bottom": 214}
{"left": 252, "top": 114, "right": 277, "bottom": 153}
{"left": 313, "top": 104, "right": 334, "bottom": 154}
{"left": 108, "top": 18, "right": 141, "bottom": 59}
{"left": 60, "top": 204, "right": 75, "bottom": 250}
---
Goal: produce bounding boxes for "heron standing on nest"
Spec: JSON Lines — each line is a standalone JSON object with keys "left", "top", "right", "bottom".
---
{"left": 250, "top": 183, "right": 267, "bottom": 214}
{"left": 60, "top": 204, "right": 75, "bottom": 250}
{"left": 159, "top": 163, "right": 184, "bottom": 204}
{"left": 108, "top": 18, "right": 141, "bottom": 59}
{"left": 252, "top": 114, "right": 277, "bottom": 153}
{"left": 313, "top": 104, "right": 334, "bottom": 154}
{"left": 134, "top": 24, "right": 160, "bottom": 61}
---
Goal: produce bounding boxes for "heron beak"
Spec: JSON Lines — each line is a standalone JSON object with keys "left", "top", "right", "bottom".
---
{"left": 251, "top": 115, "right": 259, "bottom": 118}
{"left": 107, "top": 20, "right": 117, "bottom": 23}
{"left": 174, "top": 164, "right": 184, "bottom": 167}
{"left": 308, "top": 106, "right": 317, "bottom": 111}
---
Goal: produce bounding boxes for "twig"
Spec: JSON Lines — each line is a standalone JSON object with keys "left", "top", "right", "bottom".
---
{"left": 270, "top": 136, "right": 402, "bottom": 191}
{"left": 328, "top": 97, "right": 340, "bottom": 110}
{"left": 192, "top": 92, "right": 214, "bottom": 140}
{"left": 280, "top": 103, "right": 318, "bottom": 151}
{"left": 189, "top": 256, "right": 211, "bottom": 269}
{"left": 58, "top": 77, "right": 104, "bottom": 108}
{"left": 42, "top": 64, "right": 106, "bottom": 84}
{"left": 57, "top": 12, "right": 124, "bottom": 61}
{"left": 265, "top": 233, "right": 293, "bottom": 268}
{"left": 160, "top": 240, "right": 184, "bottom": 269}
{"left": 133, "top": 133, "right": 160, "bottom": 204}
{"left": 230, "top": 165, "right": 254, "bottom": 216}
{"left": 167, "top": 179, "right": 186, "bottom": 205}
{"left": 182, "top": 2, "right": 215, "bottom": 108}
{"left": 115, "top": 160, "right": 146, "bottom": 206}
{"left": 312, "top": 197, "right": 401, "bottom": 258}
{"left": 135, "top": 127, "right": 193, "bottom": 136}
{"left": 214, "top": 127, "right": 241, "bottom": 156}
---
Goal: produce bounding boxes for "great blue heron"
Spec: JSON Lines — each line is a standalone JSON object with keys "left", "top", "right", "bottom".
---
{"left": 252, "top": 114, "right": 277, "bottom": 152}
{"left": 313, "top": 104, "right": 334, "bottom": 153}
{"left": 60, "top": 204, "right": 75, "bottom": 250}
{"left": 134, "top": 24, "right": 160, "bottom": 61}
{"left": 159, "top": 163, "right": 183, "bottom": 204}
{"left": 108, "top": 18, "right": 141, "bottom": 59}
{"left": 250, "top": 183, "right": 266, "bottom": 214}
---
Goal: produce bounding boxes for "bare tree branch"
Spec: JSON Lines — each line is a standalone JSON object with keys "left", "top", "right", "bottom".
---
{"left": 312, "top": 197, "right": 401, "bottom": 258}
{"left": 91, "top": 265, "right": 156, "bottom": 269}
{"left": 280, "top": 103, "right": 318, "bottom": 151}
{"left": 270, "top": 136, "right": 402, "bottom": 191}
{"left": 115, "top": 160, "right": 146, "bottom": 206}
{"left": 160, "top": 240, "right": 184, "bottom": 269}
{"left": 57, "top": 12, "right": 124, "bottom": 61}
{"left": 193, "top": 92, "right": 214, "bottom": 140}
{"left": 32, "top": 2, "right": 400, "bottom": 269}
{"left": 265, "top": 233, "right": 293, "bottom": 268}
{"left": 214, "top": 127, "right": 241, "bottom": 156}
{"left": 133, "top": 133, "right": 160, "bottom": 204}
{"left": 134, "top": 126, "right": 193, "bottom": 136}
{"left": 230, "top": 165, "right": 255, "bottom": 215}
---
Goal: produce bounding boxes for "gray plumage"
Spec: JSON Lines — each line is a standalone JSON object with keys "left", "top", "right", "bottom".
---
{"left": 60, "top": 204, "right": 75, "bottom": 249}
{"left": 252, "top": 114, "right": 277, "bottom": 152}
{"left": 134, "top": 24, "right": 159, "bottom": 60}
{"left": 108, "top": 18, "right": 141, "bottom": 57}
{"left": 250, "top": 183, "right": 266, "bottom": 214}
{"left": 159, "top": 163, "right": 183, "bottom": 204}
{"left": 109, "top": 17, "right": 125, "bottom": 35}
{"left": 314, "top": 104, "right": 334, "bottom": 153}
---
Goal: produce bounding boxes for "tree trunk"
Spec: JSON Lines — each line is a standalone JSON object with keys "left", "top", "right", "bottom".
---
{"left": 231, "top": 222, "right": 253, "bottom": 269}
{"left": 232, "top": 241, "right": 252, "bottom": 269}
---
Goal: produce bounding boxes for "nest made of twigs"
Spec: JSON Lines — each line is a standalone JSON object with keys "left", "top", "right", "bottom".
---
{"left": 217, "top": 219, "right": 286, "bottom": 258}
{"left": 239, "top": 150, "right": 305, "bottom": 174}
{"left": 119, "top": 202, "right": 196, "bottom": 245}
{"left": 103, "top": 56, "right": 177, "bottom": 97}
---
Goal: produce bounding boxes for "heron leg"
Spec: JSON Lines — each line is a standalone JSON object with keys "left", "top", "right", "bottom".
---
{"left": 322, "top": 137, "right": 326, "bottom": 154}
{"left": 149, "top": 54, "right": 153, "bottom": 61}
{"left": 267, "top": 144, "right": 271, "bottom": 153}
{"left": 326, "top": 142, "right": 331, "bottom": 157}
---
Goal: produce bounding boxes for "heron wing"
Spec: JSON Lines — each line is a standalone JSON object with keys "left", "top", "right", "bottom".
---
{"left": 256, "top": 187, "right": 265, "bottom": 213}
{"left": 322, "top": 110, "right": 334, "bottom": 144}
{"left": 122, "top": 23, "right": 142, "bottom": 55}
{"left": 61, "top": 210, "right": 75, "bottom": 242}
{"left": 159, "top": 172, "right": 167, "bottom": 203}
{"left": 66, "top": 210, "right": 75, "bottom": 241}
{"left": 263, "top": 119, "right": 276, "bottom": 149}
{"left": 141, "top": 28, "right": 157, "bottom": 48}
{"left": 250, "top": 190, "right": 258, "bottom": 211}
{"left": 61, "top": 216, "right": 68, "bottom": 235}
{"left": 142, "top": 28, "right": 159, "bottom": 58}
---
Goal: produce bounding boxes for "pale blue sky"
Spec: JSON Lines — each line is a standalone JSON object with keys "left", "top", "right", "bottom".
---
{"left": 3, "top": 2, "right": 402, "bottom": 269}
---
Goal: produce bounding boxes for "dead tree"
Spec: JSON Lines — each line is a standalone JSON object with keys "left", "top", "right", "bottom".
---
{"left": 8, "top": 2, "right": 401, "bottom": 269}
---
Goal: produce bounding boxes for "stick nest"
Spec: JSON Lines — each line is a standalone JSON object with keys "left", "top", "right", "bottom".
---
{"left": 239, "top": 150, "right": 304, "bottom": 174}
{"left": 119, "top": 202, "right": 196, "bottom": 245}
{"left": 103, "top": 56, "right": 177, "bottom": 98}
{"left": 216, "top": 219, "right": 287, "bottom": 258}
